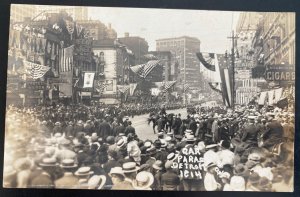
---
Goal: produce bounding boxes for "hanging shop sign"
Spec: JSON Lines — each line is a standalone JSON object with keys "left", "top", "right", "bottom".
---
{"left": 265, "top": 64, "right": 295, "bottom": 82}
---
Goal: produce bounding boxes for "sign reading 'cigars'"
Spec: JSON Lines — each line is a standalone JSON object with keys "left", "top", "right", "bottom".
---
{"left": 265, "top": 64, "right": 295, "bottom": 82}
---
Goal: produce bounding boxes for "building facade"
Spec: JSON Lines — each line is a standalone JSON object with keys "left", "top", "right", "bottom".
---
{"left": 156, "top": 36, "right": 201, "bottom": 91}
{"left": 118, "top": 33, "right": 149, "bottom": 65}
{"left": 235, "top": 12, "right": 263, "bottom": 105}
{"left": 92, "top": 39, "right": 129, "bottom": 104}
{"left": 76, "top": 20, "right": 117, "bottom": 40}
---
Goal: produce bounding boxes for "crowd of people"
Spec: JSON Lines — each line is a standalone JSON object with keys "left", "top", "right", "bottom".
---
{"left": 3, "top": 102, "right": 294, "bottom": 191}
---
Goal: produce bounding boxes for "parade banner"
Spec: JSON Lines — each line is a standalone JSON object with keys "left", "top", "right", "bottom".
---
{"left": 83, "top": 72, "right": 95, "bottom": 88}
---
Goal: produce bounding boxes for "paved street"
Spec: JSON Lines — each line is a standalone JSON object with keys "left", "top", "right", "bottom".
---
{"left": 131, "top": 108, "right": 188, "bottom": 141}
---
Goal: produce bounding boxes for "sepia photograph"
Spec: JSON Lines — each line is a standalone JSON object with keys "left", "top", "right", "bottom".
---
{"left": 3, "top": 4, "right": 295, "bottom": 192}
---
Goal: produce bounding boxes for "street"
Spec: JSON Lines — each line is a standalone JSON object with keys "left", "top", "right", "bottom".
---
{"left": 131, "top": 108, "right": 188, "bottom": 141}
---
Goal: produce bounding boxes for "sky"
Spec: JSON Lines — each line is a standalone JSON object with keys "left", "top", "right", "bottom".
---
{"left": 88, "top": 7, "right": 241, "bottom": 53}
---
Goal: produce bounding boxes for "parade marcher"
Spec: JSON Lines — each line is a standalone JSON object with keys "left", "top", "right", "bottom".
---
{"left": 125, "top": 121, "right": 136, "bottom": 136}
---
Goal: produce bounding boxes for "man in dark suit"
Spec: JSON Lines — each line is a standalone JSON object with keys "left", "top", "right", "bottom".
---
{"left": 98, "top": 118, "right": 112, "bottom": 140}
{"left": 240, "top": 116, "right": 259, "bottom": 148}
{"left": 262, "top": 115, "right": 284, "bottom": 150}
{"left": 124, "top": 121, "right": 136, "bottom": 136}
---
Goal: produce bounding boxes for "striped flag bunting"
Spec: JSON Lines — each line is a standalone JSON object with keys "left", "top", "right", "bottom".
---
{"left": 117, "top": 85, "right": 130, "bottom": 93}
{"left": 143, "top": 60, "right": 161, "bottom": 78}
{"left": 208, "top": 82, "right": 222, "bottom": 94}
{"left": 183, "top": 84, "right": 190, "bottom": 92}
{"left": 162, "top": 81, "right": 176, "bottom": 92}
{"left": 196, "top": 52, "right": 216, "bottom": 71}
{"left": 60, "top": 45, "right": 74, "bottom": 73}
{"left": 130, "top": 60, "right": 161, "bottom": 78}
{"left": 23, "top": 60, "right": 50, "bottom": 79}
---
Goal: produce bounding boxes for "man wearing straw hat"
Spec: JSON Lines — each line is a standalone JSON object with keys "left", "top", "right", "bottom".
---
{"left": 55, "top": 159, "right": 79, "bottom": 189}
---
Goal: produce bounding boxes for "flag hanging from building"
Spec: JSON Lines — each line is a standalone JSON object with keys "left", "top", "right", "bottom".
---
{"left": 162, "top": 81, "right": 177, "bottom": 92}
{"left": 60, "top": 45, "right": 74, "bottom": 73}
{"left": 23, "top": 60, "right": 50, "bottom": 79}
{"left": 196, "top": 52, "right": 216, "bottom": 71}
{"left": 83, "top": 72, "right": 95, "bottom": 88}
{"left": 130, "top": 60, "right": 161, "bottom": 78}
{"left": 208, "top": 82, "right": 222, "bottom": 94}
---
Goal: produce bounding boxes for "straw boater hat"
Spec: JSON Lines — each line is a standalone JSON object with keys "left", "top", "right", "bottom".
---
{"left": 108, "top": 167, "right": 125, "bottom": 178}
{"left": 160, "top": 139, "right": 167, "bottom": 148}
{"left": 132, "top": 171, "right": 154, "bottom": 190}
{"left": 165, "top": 136, "right": 172, "bottom": 142}
{"left": 60, "top": 159, "right": 78, "bottom": 169}
{"left": 186, "top": 134, "right": 196, "bottom": 142}
{"left": 167, "top": 152, "right": 178, "bottom": 161}
{"left": 39, "top": 158, "right": 59, "bottom": 167}
{"left": 87, "top": 175, "right": 106, "bottom": 190}
{"left": 144, "top": 141, "right": 152, "bottom": 148}
{"left": 122, "top": 162, "right": 140, "bottom": 173}
{"left": 117, "top": 138, "right": 126, "bottom": 148}
{"left": 75, "top": 167, "right": 94, "bottom": 176}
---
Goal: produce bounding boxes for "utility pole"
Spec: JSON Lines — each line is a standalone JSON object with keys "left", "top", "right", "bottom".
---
{"left": 183, "top": 40, "right": 186, "bottom": 106}
{"left": 227, "top": 30, "right": 239, "bottom": 111}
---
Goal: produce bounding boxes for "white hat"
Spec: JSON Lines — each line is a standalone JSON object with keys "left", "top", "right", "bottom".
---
{"left": 132, "top": 171, "right": 154, "bottom": 190}
{"left": 87, "top": 175, "right": 106, "bottom": 189}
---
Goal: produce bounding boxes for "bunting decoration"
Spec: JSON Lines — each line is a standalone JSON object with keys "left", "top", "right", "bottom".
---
{"left": 196, "top": 52, "right": 216, "bottom": 71}
{"left": 130, "top": 60, "right": 161, "bottom": 78}
{"left": 23, "top": 60, "right": 50, "bottom": 79}
{"left": 208, "top": 82, "right": 222, "bottom": 94}
{"left": 83, "top": 72, "right": 95, "bottom": 88}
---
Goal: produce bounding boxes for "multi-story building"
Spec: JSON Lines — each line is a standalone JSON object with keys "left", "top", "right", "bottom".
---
{"left": 35, "top": 5, "right": 88, "bottom": 21}
{"left": 10, "top": 4, "right": 37, "bottom": 22}
{"left": 76, "top": 20, "right": 117, "bottom": 40}
{"left": 235, "top": 12, "right": 263, "bottom": 105}
{"left": 118, "top": 33, "right": 149, "bottom": 65}
{"left": 92, "top": 39, "right": 130, "bottom": 104}
{"left": 156, "top": 36, "right": 201, "bottom": 91}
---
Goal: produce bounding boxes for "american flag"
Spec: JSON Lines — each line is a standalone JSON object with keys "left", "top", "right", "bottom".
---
{"left": 23, "top": 60, "right": 50, "bottom": 79}
{"left": 162, "top": 81, "right": 176, "bottom": 92}
{"left": 130, "top": 60, "right": 161, "bottom": 78}
{"left": 183, "top": 84, "right": 190, "bottom": 92}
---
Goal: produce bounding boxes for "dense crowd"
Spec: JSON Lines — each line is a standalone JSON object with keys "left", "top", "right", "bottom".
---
{"left": 3, "top": 103, "right": 294, "bottom": 191}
